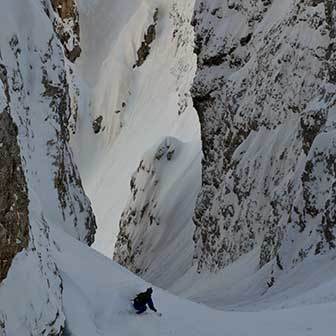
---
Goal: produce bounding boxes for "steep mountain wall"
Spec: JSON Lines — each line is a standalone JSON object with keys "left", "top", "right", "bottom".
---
{"left": 0, "top": 0, "right": 95, "bottom": 334}
{"left": 191, "top": 0, "right": 336, "bottom": 282}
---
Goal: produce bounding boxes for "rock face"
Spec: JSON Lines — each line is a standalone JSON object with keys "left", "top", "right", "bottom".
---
{"left": 0, "top": 109, "right": 29, "bottom": 282}
{"left": 92, "top": 115, "right": 104, "bottom": 134}
{"left": 134, "top": 8, "right": 159, "bottom": 68}
{"left": 191, "top": 0, "right": 336, "bottom": 277}
{"left": 0, "top": 62, "right": 29, "bottom": 283}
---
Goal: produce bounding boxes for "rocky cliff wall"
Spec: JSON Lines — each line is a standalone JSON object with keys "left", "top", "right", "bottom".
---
{"left": 191, "top": 0, "right": 336, "bottom": 282}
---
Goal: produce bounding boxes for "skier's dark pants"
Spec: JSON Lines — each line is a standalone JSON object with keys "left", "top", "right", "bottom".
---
{"left": 133, "top": 301, "right": 147, "bottom": 314}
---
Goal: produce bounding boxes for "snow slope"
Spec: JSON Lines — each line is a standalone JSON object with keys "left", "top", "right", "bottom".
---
{"left": 4, "top": 217, "right": 336, "bottom": 335}
{"left": 172, "top": 248, "right": 336, "bottom": 311}
{"left": 55, "top": 225, "right": 336, "bottom": 336}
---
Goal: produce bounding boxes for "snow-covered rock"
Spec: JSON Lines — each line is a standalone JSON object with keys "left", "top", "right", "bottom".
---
{"left": 0, "top": 0, "right": 95, "bottom": 334}
{"left": 191, "top": 0, "right": 336, "bottom": 284}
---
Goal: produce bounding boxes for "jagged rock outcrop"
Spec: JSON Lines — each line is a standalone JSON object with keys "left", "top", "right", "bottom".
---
{"left": 191, "top": 0, "right": 336, "bottom": 278}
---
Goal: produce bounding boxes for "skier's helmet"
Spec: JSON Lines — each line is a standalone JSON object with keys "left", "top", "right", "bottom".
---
{"left": 146, "top": 287, "right": 153, "bottom": 294}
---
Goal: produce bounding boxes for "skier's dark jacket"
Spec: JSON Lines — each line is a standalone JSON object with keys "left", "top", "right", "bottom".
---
{"left": 133, "top": 289, "right": 157, "bottom": 312}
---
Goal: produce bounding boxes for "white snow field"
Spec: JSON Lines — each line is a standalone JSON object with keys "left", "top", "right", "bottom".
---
{"left": 55, "top": 225, "right": 336, "bottom": 336}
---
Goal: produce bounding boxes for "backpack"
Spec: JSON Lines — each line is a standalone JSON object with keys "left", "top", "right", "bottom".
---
{"left": 134, "top": 292, "right": 149, "bottom": 305}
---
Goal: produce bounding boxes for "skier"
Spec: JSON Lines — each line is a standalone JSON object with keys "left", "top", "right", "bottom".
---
{"left": 132, "top": 287, "right": 160, "bottom": 315}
